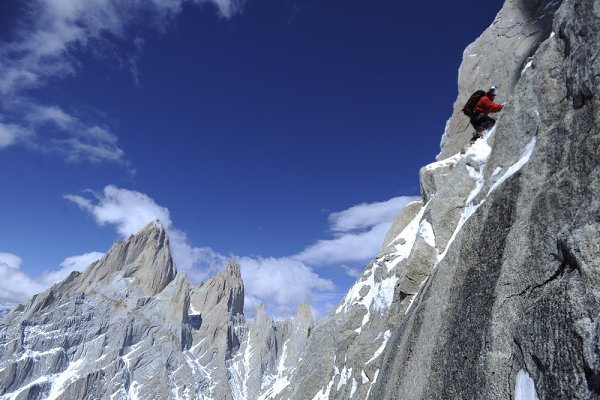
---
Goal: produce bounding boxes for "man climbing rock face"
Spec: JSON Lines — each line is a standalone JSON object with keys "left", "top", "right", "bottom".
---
{"left": 469, "top": 85, "right": 504, "bottom": 144}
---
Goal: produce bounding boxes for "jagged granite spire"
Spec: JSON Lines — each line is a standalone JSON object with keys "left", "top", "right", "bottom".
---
{"left": 0, "top": 225, "right": 242, "bottom": 399}
{"left": 190, "top": 259, "right": 244, "bottom": 316}
{"left": 77, "top": 219, "right": 176, "bottom": 296}
{"left": 228, "top": 301, "right": 314, "bottom": 400}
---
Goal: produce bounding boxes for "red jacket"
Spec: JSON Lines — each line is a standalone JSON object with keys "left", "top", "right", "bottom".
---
{"left": 474, "top": 95, "right": 503, "bottom": 115}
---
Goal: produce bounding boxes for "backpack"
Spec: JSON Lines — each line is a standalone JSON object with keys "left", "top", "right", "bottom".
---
{"left": 462, "top": 90, "right": 486, "bottom": 117}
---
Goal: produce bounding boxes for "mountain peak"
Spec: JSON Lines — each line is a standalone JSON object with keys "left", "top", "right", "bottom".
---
{"left": 189, "top": 259, "right": 244, "bottom": 317}
{"left": 76, "top": 220, "right": 177, "bottom": 296}
{"left": 225, "top": 259, "right": 241, "bottom": 278}
{"left": 139, "top": 219, "right": 166, "bottom": 235}
{"left": 295, "top": 301, "right": 312, "bottom": 322}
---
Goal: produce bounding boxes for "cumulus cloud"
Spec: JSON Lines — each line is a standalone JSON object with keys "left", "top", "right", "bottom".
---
{"left": 37, "top": 251, "right": 104, "bottom": 287}
{"left": 341, "top": 265, "right": 361, "bottom": 278}
{"left": 295, "top": 196, "right": 419, "bottom": 266}
{"left": 0, "top": 252, "right": 23, "bottom": 270}
{"left": 0, "top": 264, "right": 45, "bottom": 307}
{"left": 328, "top": 197, "right": 416, "bottom": 232}
{"left": 0, "top": 0, "right": 245, "bottom": 163}
{"left": 65, "top": 186, "right": 172, "bottom": 237}
{"left": 239, "top": 256, "right": 335, "bottom": 320}
{"left": 296, "top": 222, "right": 392, "bottom": 265}
{"left": 0, "top": 251, "right": 103, "bottom": 307}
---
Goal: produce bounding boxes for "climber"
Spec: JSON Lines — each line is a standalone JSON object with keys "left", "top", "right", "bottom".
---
{"left": 463, "top": 86, "right": 504, "bottom": 144}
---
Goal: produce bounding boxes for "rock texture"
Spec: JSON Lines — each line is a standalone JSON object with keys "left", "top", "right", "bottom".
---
{"left": 437, "top": 0, "right": 561, "bottom": 159}
{"left": 0, "top": 222, "right": 246, "bottom": 399}
{"left": 371, "top": 0, "right": 600, "bottom": 399}
{"left": 1, "top": 0, "right": 599, "bottom": 399}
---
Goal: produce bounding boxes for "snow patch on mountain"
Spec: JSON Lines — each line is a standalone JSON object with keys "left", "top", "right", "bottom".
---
{"left": 515, "top": 370, "right": 539, "bottom": 400}
{"left": 489, "top": 137, "right": 536, "bottom": 193}
{"left": 367, "top": 330, "right": 391, "bottom": 364}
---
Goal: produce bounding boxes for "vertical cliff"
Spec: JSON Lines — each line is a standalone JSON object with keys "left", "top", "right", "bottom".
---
{"left": 371, "top": 0, "right": 600, "bottom": 398}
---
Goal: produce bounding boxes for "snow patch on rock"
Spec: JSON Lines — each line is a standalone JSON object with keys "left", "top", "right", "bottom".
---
{"left": 489, "top": 137, "right": 536, "bottom": 194}
{"left": 418, "top": 220, "right": 436, "bottom": 248}
{"left": 424, "top": 153, "right": 461, "bottom": 172}
{"left": 372, "top": 276, "right": 398, "bottom": 314}
{"left": 515, "top": 370, "right": 539, "bottom": 400}
{"left": 367, "top": 330, "right": 391, "bottom": 364}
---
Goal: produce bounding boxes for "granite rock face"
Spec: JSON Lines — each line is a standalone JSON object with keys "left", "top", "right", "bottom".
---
{"left": 370, "top": 0, "right": 600, "bottom": 399}
{"left": 437, "top": 0, "right": 562, "bottom": 159}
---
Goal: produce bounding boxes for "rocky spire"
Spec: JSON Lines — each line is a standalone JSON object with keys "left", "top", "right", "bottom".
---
{"left": 189, "top": 258, "right": 244, "bottom": 316}
{"left": 76, "top": 219, "right": 177, "bottom": 296}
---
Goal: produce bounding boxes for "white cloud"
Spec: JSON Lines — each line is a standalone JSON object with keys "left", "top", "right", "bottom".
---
{"left": 0, "top": 0, "right": 245, "bottom": 163}
{"left": 295, "top": 222, "right": 392, "bottom": 266}
{"left": 0, "top": 122, "right": 28, "bottom": 148}
{"left": 328, "top": 197, "right": 416, "bottom": 232}
{"left": 295, "top": 196, "right": 419, "bottom": 266}
{"left": 239, "top": 256, "right": 335, "bottom": 320}
{"left": 0, "top": 251, "right": 103, "bottom": 307}
{"left": 0, "top": 264, "right": 45, "bottom": 307}
{"left": 29, "top": 105, "right": 76, "bottom": 129}
{"left": 37, "top": 251, "right": 104, "bottom": 287}
{"left": 65, "top": 185, "right": 172, "bottom": 237}
{"left": 167, "top": 229, "right": 230, "bottom": 282}
{"left": 341, "top": 265, "right": 361, "bottom": 278}
{"left": 0, "top": 252, "right": 23, "bottom": 270}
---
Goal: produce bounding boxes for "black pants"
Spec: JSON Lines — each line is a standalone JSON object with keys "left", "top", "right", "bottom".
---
{"left": 470, "top": 112, "right": 496, "bottom": 132}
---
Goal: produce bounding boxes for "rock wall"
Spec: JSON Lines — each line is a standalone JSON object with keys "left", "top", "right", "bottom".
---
{"left": 371, "top": 0, "right": 600, "bottom": 399}
{"left": 437, "top": 0, "right": 561, "bottom": 159}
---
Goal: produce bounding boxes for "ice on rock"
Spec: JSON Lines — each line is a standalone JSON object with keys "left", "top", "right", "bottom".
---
{"left": 521, "top": 60, "right": 533, "bottom": 75}
{"left": 47, "top": 358, "right": 85, "bottom": 400}
{"left": 418, "top": 220, "right": 436, "bottom": 248}
{"left": 424, "top": 153, "right": 462, "bottom": 172}
{"left": 372, "top": 276, "right": 399, "bottom": 314}
{"left": 489, "top": 137, "right": 536, "bottom": 194}
{"left": 350, "top": 378, "right": 358, "bottom": 398}
{"left": 383, "top": 206, "right": 427, "bottom": 271}
{"left": 367, "top": 330, "right": 391, "bottom": 364}
{"left": 515, "top": 370, "right": 539, "bottom": 400}
{"left": 361, "top": 370, "right": 370, "bottom": 384}
{"left": 336, "top": 366, "right": 352, "bottom": 391}
{"left": 311, "top": 377, "right": 334, "bottom": 400}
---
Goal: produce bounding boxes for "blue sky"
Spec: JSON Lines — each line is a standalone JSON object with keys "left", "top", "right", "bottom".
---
{"left": 0, "top": 0, "right": 503, "bottom": 318}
